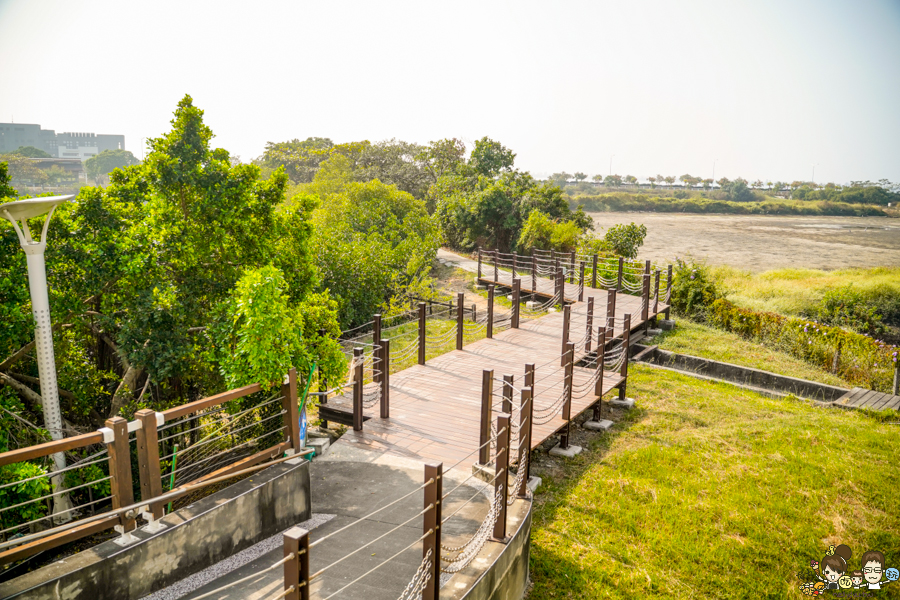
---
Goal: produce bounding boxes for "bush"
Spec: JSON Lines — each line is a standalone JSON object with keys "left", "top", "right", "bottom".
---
{"left": 808, "top": 285, "right": 885, "bottom": 336}
{"left": 669, "top": 259, "right": 722, "bottom": 321}
{"left": 603, "top": 223, "right": 647, "bottom": 259}
{"left": 517, "top": 210, "right": 583, "bottom": 253}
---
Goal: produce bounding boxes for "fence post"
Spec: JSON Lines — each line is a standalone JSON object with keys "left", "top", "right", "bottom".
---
{"left": 518, "top": 384, "right": 533, "bottom": 499}
{"left": 477, "top": 247, "right": 482, "bottom": 281}
{"left": 318, "top": 328, "right": 329, "bottom": 429}
{"left": 531, "top": 252, "right": 537, "bottom": 293}
{"left": 381, "top": 339, "right": 390, "bottom": 418}
{"left": 512, "top": 278, "right": 521, "bottom": 328}
{"left": 493, "top": 413, "right": 510, "bottom": 542}
{"left": 894, "top": 359, "right": 899, "bottom": 396}
{"left": 512, "top": 252, "right": 517, "bottom": 280}
{"left": 135, "top": 409, "right": 163, "bottom": 520}
{"left": 595, "top": 326, "right": 607, "bottom": 398}
{"left": 569, "top": 251, "right": 576, "bottom": 283}
{"left": 106, "top": 416, "right": 136, "bottom": 532}
{"left": 653, "top": 270, "right": 661, "bottom": 319}
{"left": 620, "top": 314, "right": 631, "bottom": 401}
{"left": 479, "top": 369, "right": 493, "bottom": 465}
{"left": 456, "top": 292, "right": 464, "bottom": 350}
{"left": 664, "top": 264, "right": 673, "bottom": 319}
{"left": 353, "top": 348, "right": 364, "bottom": 431}
{"left": 561, "top": 304, "right": 571, "bottom": 366}
{"left": 554, "top": 267, "right": 562, "bottom": 307}
{"left": 591, "top": 254, "right": 598, "bottom": 289}
{"left": 606, "top": 288, "right": 616, "bottom": 334}
{"left": 641, "top": 273, "right": 651, "bottom": 322}
{"left": 471, "top": 304, "right": 477, "bottom": 322}
{"left": 578, "top": 261, "right": 585, "bottom": 301}
{"left": 617, "top": 257, "right": 624, "bottom": 291}
{"left": 373, "top": 313, "right": 382, "bottom": 349}
{"left": 525, "top": 362, "right": 535, "bottom": 400}
{"left": 281, "top": 367, "right": 300, "bottom": 451}
{"left": 493, "top": 249, "right": 499, "bottom": 282}
{"left": 283, "top": 527, "right": 310, "bottom": 600}
{"left": 418, "top": 302, "right": 426, "bottom": 366}
{"left": 502, "top": 374, "right": 514, "bottom": 414}
{"left": 423, "top": 462, "right": 443, "bottom": 600}
{"left": 560, "top": 343, "right": 574, "bottom": 450}
{"left": 585, "top": 297, "right": 594, "bottom": 353}
{"left": 487, "top": 285, "right": 494, "bottom": 339}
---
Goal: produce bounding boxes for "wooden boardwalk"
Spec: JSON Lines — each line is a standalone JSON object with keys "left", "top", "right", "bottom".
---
{"left": 325, "top": 269, "right": 669, "bottom": 472}
{"left": 834, "top": 387, "right": 900, "bottom": 411}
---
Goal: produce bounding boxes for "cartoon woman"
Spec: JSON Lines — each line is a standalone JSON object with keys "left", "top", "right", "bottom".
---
{"left": 812, "top": 545, "right": 852, "bottom": 590}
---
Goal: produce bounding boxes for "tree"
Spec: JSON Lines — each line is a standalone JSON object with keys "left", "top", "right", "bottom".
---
{"left": 353, "top": 139, "right": 430, "bottom": 199}
{"left": 517, "top": 211, "right": 583, "bottom": 253}
{"left": 468, "top": 137, "right": 515, "bottom": 177}
{"left": 752, "top": 179, "right": 764, "bottom": 189}
{"left": 259, "top": 137, "right": 335, "bottom": 183}
{"left": 680, "top": 174, "right": 700, "bottom": 188}
{"left": 574, "top": 172, "right": 587, "bottom": 182}
{"left": 604, "top": 174, "right": 623, "bottom": 187}
{"left": 0, "top": 161, "right": 17, "bottom": 199}
{"left": 84, "top": 149, "right": 139, "bottom": 184}
{"left": 716, "top": 177, "right": 730, "bottom": 189}
{"left": 722, "top": 178, "right": 754, "bottom": 202}
{"left": 648, "top": 176, "right": 657, "bottom": 188}
{"left": 12, "top": 146, "right": 52, "bottom": 158}
{"left": 550, "top": 172, "right": 573, "bottom": 187}
{"left": 603, "top": 223, "right": 647, "bottom": 259}
{"left": 591, "top": 174, "right": 604, "bottom": 183}
{"left": 701, "top": 179, "right": 713, "bottom": 190}
{"left": 0, "top": 154, "right": 48, "bottom": 186}
{"left": 664, "top": 176, "right": 675, "bottom": 188}
{"left": 624, "top": 175, "right": 637, "bottom": 186}
{"left": 417, "top": 138, "right": 466, "bottom": 184}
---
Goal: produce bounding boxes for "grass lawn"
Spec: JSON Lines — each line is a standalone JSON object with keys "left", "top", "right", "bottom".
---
{"left": 528, "top": 364, "right": 900, "bottom": 599}
{"left": 653, "top": 319, "right": 849, "bottom": 388}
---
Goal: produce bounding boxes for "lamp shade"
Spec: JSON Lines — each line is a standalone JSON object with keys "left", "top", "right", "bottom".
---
{"left": 0, "top": 195, "right": 74, "bottom": 221}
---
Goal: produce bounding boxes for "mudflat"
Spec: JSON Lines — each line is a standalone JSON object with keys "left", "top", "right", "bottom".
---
{"left": 589, "top": 212, "right": 900, "bottom": 271}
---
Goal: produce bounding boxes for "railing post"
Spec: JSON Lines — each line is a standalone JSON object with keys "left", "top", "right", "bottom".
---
{"left": 561, "top": 304, "right": 571, "bottom": 366}
{"left": 502, "top": 374, "right": 514, "bottom": 414}
{"left": 283, "top": 527, "right": 310, "bottom": 600}
{"left": 135, "top": 409, "right": 163, "bottom": 520}
{"left": 471, "top": 304, "right": 477, "bottom": 323}
{"left": 373, "top": 313, "right": 382, "bottom": 349}
{"left": 591, "top": 253, "right": 598, "bottom": 289}
{"left": 318, "top": 328, "right": 329, "bottom": 429}
{"left": 594, "top": 326, "right": 607, "bottom": 398}
{"left": 353, "top": 348, "right": 364, "bottom": 431}
{"left": 456, "top": 292, "right": 464, "bottom": 350}
{"left": 554, "top": 267, "right": 562, "bottom": 307}
{"left": 493, "top": 249, "right": 499, "bottom": 282}
{"left": 493, "top": 412, "right": 510, "bottom": 542}
{"left": 653, "top": 270, "right": 661, "bottom": 318}
{"left": 281, "top": 367, "right": 300, "bottom": 451}
{"left": 607, "top": 288, "right": 617, "bottom": 334}
{"left": 106, "top": 415, "right": 136, "bottom": 532}
{"left": 524, "top": 363, "right": 535, "bottom": 400}
{"left": 642, "top": 273, "right": 651, "bottom": 322}
{"left": 423, "top": 462, "right": 443, "bottom": 600}
{"left": 487, "top": 285, "right": 494, "bottom": 339}
{"left": 578, "top": 260, "right": 585, "bottom": 301}
{"left": 560, "top": 343, "right": 574, "bottom": 449}
{"left": 617, "top": 257, "right": 624, "bottom": 291}
{"left": 518, "top": 383, "right": 533, "bottom": 498}
{"left": 585, "top": 297, "right": 594, "bottom": 353}
{"left": 512, "top": 252, "right": 517, "bottom": 280}
{"left": 569, "top": 251, "right": 576, "bottom": 283}
{"left": 893, "top": 359, "right": 900, "bottom": 396}
{"left": 418, "top": 302, "right": 426, "bottom": 366}
{"left": 644, "top": 259, "right": 651, "bottom": 277}
{"left": 381, "top": 339, "right": 391, "bottom": 418}
{"left": 477, "top": 247, "right": 482, "bottom": 281}
{"left": 531, "top": 253, "right": 537, "bottom": 293}
{"left": 479, "top": 369, "right": 493, "bottom": 465}
{"left": 512, "top": 278, "right": 521, "bottom": 328}
{"left": 664, "top": 264, "right": 673, "bottom": 319}
{"left": 620, "top": 314, "right": 631, "bottom": 401}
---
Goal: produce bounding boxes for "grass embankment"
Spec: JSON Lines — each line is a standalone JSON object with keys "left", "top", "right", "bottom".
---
{"left": 713, "top": 266, "right": 900, "bottom": 318}
{"left": 569, "top": 192, "right": 889, "bottom": 217}
{"left": 528, "top": 364, "right": 900, "bottom": 599}
{"left": 653, "top": 319, "right": 849, "bottom": 387}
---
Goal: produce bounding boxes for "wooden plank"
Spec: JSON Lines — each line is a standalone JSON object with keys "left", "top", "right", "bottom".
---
{"left": 161, "top": 383, "right": 264, "bottom": 421}
{"left": 858, "top": 391, "right": 886, "bottom": 409}
{"left": 871, "top": 392, "right": 898, "bottom": 411}
{"left": 0, "top": 515, "right": 119, "bottom": 566}
{"left": 882, "top": 396, "right": 900, "bottom": 411}
{"left": 0, "top": 431, "right": 103, "bottom": 467}
{"left": 839, "top": 387, "right": 869, "bottom": 406}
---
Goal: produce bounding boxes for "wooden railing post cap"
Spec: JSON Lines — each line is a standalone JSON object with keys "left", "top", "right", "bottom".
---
{"left": 284, "top": 526, "right": 309, "bottom": 541}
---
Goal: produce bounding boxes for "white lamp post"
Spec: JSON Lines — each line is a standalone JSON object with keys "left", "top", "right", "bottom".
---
{"left": 1, "top": 195, "right": 74, "bottom": 521}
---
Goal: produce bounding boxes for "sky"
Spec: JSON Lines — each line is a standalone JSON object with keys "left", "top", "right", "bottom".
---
{"left": 1, "top": 0, "right": 898, "bottom": 185}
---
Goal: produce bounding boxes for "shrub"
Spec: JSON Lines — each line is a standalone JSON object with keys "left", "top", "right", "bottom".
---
{"left": 517, "top": 210, "right": 583, "bottom": 253}
{"left": 809, "top": 285, "right": 885, "bottom": 336}
{"left": 669, "top": 259, "right": 721, "bottom": 321}
{"left": 603, "top": 223, "right": 647, "bottom": 259}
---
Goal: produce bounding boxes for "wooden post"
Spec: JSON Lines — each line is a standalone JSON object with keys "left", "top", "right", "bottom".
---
{"left": 620, "top": 314, "right": 631, "bottom": 401}
{"left": 373, "top": 314, "right": 382, "bottom": 349}
{"left": 560, "top": 342, "right": 574, "bottom": 449}
{"left": 106, "top": 416, "right": 135, "bottom": 532}
{"left": 616, "top": 257, "right": 624, "bottom": 291}
{"left": 135, "top": 409, "right": 163, "bottom": 520}
{"left": 352, "top": 348, "right": 363, "bottom": 431}
{"left": 531, "top": 252, "right": 537, "bottom": 293}
{"left": 471, "top": 304, "right": 477, "bottom": 323}
{"left": 607, "top": 288, "right": 617, "bottom": 334}
{"left": 423, "top": 462, "right": 443, "bottom": 600}
{"left": 381, "top": 339, "right": 390, "bottom": 418}
{"left": 477, "top": 247, "right": 482, "bottom": 280}
{"left": 502, "top": 374, "right": 514, "bottom": 415}
{"left": 512, "top": 252, "right": 517, "bottom": 280}
{"left": 512, "top": 278, "right": 521, "bottom": 328}
{"left": 418, "top": 302, "right": 426, "bottom": 366}
{"left": 591, "top": 254, "right": 598, "bottom": 289}
{"left": 664, "top": 264, "right": 673, "bottom": 319}
{"left": 561, "top": 304, "right": 571, "bottom": 366}
{"left": 318, "top": 328, "right": 329, "bottom": 429}
{"left": 554, "top": 267, "right": 563, "bottom": 306}
{"left": 525, "top": 363, "right": 535, "bottom": 398}
{"left": 456, "top": 292, "right": 464, "bottom": 350}
{"left": 893, "top": 359, "right": 900, "bottom": 396}
{"left": 487, "top": 285, "right": 494, "bottom": 339}
{"left": 283, "top": 527, "right": 310, "bottom": 600}
{"left": 641, "top": 273, "right": 650, "bottom": 322}
{"left": 569, "top": 251, "right": 576, "bottom": 283}
{"left": 653, "top": 270, "right": 661, "bottom": 318}
{"left": 479, "top": 370, "right": 493, "bottom": 465}
{"left": 281, "top": 367, "right": 300, "bottom": 451}
{"left": 518, "top": 384, "right": 533, "bottom": 499}
{"left": 493, "top": 413, "right": 510, "bottom": 542}
{"left": 594, "top": 326, "right": 607, "bottom": 398}
{"left": 578, "top": 261, "right": 585, "bottom": 301}
{"left": 585, "top": 297, "right": 594, "bottom": 353}
{"left": 493, "top": 249, "right": 499, "bottom": 282}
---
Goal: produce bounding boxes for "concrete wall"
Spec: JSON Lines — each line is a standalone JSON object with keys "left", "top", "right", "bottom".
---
{"left": 0, "top": 458, "right": 311, "bottom": 600}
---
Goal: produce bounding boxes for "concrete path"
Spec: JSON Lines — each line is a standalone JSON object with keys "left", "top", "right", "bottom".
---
{"left": 437, "top": 248, "right": 479, "bottom": 273}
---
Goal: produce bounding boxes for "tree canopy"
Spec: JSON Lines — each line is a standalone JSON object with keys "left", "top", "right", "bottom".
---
{"left": 11, "top": 146, "right": 52, "bottom": 158}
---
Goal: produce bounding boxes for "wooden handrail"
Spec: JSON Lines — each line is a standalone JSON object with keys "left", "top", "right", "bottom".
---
{"left": 0, "top": 430, "right": 103, "bottom": 468}
{"left": 161, "top": 382, "right": 264, "bottom": 421}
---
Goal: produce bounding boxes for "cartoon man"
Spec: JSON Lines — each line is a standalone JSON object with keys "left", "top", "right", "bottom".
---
{"left": 861, "top": 549, "right": 897, "bottom": 590}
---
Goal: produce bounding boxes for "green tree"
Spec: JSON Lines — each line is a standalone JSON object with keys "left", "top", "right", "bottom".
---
{"left": 574, "top": 172, "right": 587, "bottom": 182}
{"left": 604, "top": 174, "right": 623, "bottom": 188}
{"left": 0, "top": 154, "right": 48, "bottom": 186}
{"left": 603, "top": 222, "right": 647, "bottom": 259}
{"left": 0, "top": 161, "right": 16, "bottom": 199}
{"left": 12, "top": 146, "right": 52, "bottom": 158}
{"left": 591, "top": 174, "right": 603, "bottom": 183}
{"left": 468, "top": 137, "right": 515, "bottom": 177}
{"left": 259, "top": 137, "right": 334, "bottom": 183}
{"left": 664, "top": 175, "right": 675, "bottom": 188}
{"left": 722, "top": 178, "right": 754, "bottom": 202}
{"left": 624, "top": 175, "right": 637, "bottom": 186}
{"left": 517, "top": 210, "right": 583, "bottom": 253}
{"left": 417, "top": 138, "right": 466, "bottom": 185}
{"left": 84, "top": 149, "right": 139, "bottom": 184}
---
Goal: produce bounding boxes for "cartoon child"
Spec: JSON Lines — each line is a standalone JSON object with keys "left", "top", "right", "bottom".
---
{"left": 861, "top": 549, "right": 898, "bottom": 590}
{"left": 812, "top": 544, "right": 852, "bottom": 590}
{"left": 851, "top": 570, "right": 865, "bottom": 589}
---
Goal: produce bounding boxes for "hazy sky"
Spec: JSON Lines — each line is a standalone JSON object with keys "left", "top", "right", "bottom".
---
{"left": 1, "top": 0, "right": 898, "bottom": 184}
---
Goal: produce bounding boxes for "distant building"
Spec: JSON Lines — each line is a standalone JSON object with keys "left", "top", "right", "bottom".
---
{"left": 0, "top": 122, "right": 125, "bottom": 161}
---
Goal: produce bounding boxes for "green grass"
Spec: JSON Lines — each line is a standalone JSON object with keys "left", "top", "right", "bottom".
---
{"left": 528, "top": 364, "right": 900, "bottom": 599}
{"left": 653, "top": 319, "right": 849, "bottom": 387}
{"left": 713, "top": 265, "right": 900, "bottom": 318}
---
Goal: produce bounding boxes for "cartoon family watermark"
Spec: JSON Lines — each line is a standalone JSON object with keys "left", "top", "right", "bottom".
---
{"left": 798, "top": 544, "right": 897, "bottom": 596}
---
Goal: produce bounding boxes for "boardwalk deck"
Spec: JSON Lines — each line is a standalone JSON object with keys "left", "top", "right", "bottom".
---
{"left": 836, "top": 387, "right": 900, "bottom": 411}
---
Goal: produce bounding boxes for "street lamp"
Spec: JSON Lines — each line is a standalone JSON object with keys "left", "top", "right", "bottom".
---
{"left": 1, "top": 194, "right": 74, "bottom": 521}
{"left": 609, "top": 154, "right": 615, "bottom": 177}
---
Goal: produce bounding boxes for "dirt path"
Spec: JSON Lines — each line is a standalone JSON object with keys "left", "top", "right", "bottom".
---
{"left": 589, "top": 212, "right": 900, "bottom": 272}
